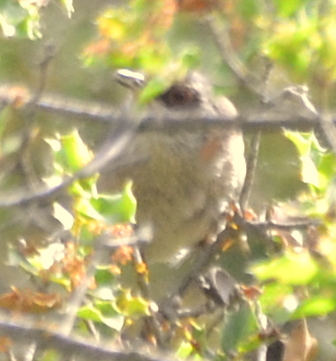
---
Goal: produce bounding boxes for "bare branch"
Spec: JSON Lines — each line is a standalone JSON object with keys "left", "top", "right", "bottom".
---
{"left": 246, "top": 219, "right": 321, "bottom": 231}
{"left": 239, "top": 132, "right": 261, "bottom": 210}
{"left": 0, "top": 83, "right": 327, "bottom": 132}
{"left": 0, "top": 80, "right": 333, "bottom": 143}
{"left": 204, "top": 15, "right": 265, "bottom": 98}
{"left": 0, "top": 318, "right": 176, "bottom": 361}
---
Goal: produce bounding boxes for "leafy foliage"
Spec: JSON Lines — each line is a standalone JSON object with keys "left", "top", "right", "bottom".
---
{"left": 1, "top": 1, "right": 336, "bottom": 361}
{"left": 0, "top": 0, "right": 73, "bottom": 39}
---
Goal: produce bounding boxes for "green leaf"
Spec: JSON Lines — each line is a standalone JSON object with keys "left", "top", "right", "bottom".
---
{"left": 138, "top": 77, "right": 171, "bottom": 104}
{"left": 253, "top": 133, "right": 305, "bottom": 200}
{"left": 58, "top": 130, "right": 92, "bottom": 172}
{"left": 94, "top": 300, "right": 120, "bottom": 315}
{"left": 115, "top": 290, "right": 150, "bottom": 316}
{"left": 91, "top": 181, "right": 137, "bottom": 223}
{"left": 285, "top": 131, "right": 336, "bottom": 191}
{"left": 77, "top": 197, "right": 104, "bottom": 220}
{"left": 285, "top": 132, "right": 312, "bottom": 157}
{"left": 292, "top": 296, "right": 336, "bottom": 318}
{"left": 221, "top": 302, "right": 258, "bottom": 354}
{"left": 301, "top": 155, "right": 319, "bottom": 187}
{"left": 0, "top": 14, "right": 15, "bottom": 37}
{"left": 258, "top": 283, "right": 293, "bottom": 311}
{"left": 314, "top": 151, "right": 336, "bottom": 193}
{"left": 252, "top": 251, "right": 319, "bottom": 285}
{"left": 274, "top": 0, "right": 310, "bottom": 17}
{"left": 100, "top": 315, "right": 124, "bottom": 330}
{"left": 77, "top": 305, "right": 103, "bottom": 322}
{"left": 176, "top": 341, "right": 194, "bottom": 359}
{"left": 95, "top": 266, "right": 117, "bottom": 286}
{"left": 179, "top": 46, "right": 200, "bottom": 69}
{"left": 78, "top": 304, "right": 124, "bottom": 331}
{"left": 264, "top": 18, "right": 319, "bottom": 79}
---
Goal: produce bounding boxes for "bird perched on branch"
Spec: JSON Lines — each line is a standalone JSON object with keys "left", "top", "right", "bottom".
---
{"left": 104, "top": 70, "right": 246, "bottom": 263}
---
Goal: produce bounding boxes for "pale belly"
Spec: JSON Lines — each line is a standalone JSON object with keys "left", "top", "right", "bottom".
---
{"left": 129, "top": 130, "right": 246, "bottom": 262}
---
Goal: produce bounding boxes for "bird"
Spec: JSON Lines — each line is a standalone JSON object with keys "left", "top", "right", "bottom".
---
{"left": 103, "top": 70, "right": 246, "bottom": 264}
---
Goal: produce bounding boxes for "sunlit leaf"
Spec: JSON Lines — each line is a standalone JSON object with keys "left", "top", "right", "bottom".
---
{"left": 53, "top": 203, "right": 74, "bottom": 230}
{"left": 0, "top": 14, "right": 15, "bottom": 37}
{"left": 115, "top": 290, "right": 150, "bottom": 316}
{"left": 301, "top": 155, "right": 319, "bottom": 187}
{"left": 0, "top": 2, "right": 42, "bottom": 38}
{"left": 264, "top": 18, "right": 319, "bottom": 80}
{"left": 274, "top": 0, "right": 310, "bottom": 17}
{"left": 285, "top": 132, "right": 312, "bottom": 157}
{"left": 57, "top": 130, "right": 92, "bottom": 172}
{"left": 78, "top": 303, "right": 124, "bottom": 330}
{"left": 176, "top": 341, "right": 194, "bottom": 359}
{"left": 59, "top": 0, "right": 74, "bottom": 18}
{"left": 90, "top": 181, "right": 137, "bottom": 223}
{"left": 97, "top": 11, "right": 127, "bottom": 40}
{"left": 315, "top": 151, "right": 336, "bottom": 193}
{"left": 252, "top": 251, "right": 319, "bottom": 285}
{"left": 292, "top": 296, "right": 336, "bottom": 318}
{"left": 258, "top": 283, "right": 293, "bottom": 311}
{"left": 139, "top": 77, "right": 170, "bottom": 104}
{"left": 76, "top": 197, "right": 104, "bottom": 220}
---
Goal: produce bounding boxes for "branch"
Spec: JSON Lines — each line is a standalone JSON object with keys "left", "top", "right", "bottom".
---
{"left": 204, "top": 15, "right": 265, "bottom": 98}
{"left": 0, "top": 318, "right": 174, "bottom": 361}
{"left": 0, "top": 126, "right": 137, "bottom": 207}
{"left": 0, "top": 83, "right": 331, "bottom": 210}
{"left": 239, "top": 132, "right": 261, "bottom": 210}
{"left": 0, "top": 83, "right": 328, "bottom": 132}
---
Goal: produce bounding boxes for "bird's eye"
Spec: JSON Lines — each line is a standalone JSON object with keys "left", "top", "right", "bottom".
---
{"left": 158, "top": 83, "right": 199, "bottom": 108}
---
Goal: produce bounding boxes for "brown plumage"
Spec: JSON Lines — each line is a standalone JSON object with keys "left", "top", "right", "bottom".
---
{"left": 105, "top": 72, "right": 246, "bottom": 263}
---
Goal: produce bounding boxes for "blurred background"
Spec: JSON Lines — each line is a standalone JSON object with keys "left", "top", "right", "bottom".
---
{"left": 0, "top": 1, "right": 336, "bottom": 360}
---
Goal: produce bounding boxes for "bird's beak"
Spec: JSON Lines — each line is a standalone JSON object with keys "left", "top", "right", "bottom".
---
{"left": 115, "top": 69, "right": 146, "bottom": 90}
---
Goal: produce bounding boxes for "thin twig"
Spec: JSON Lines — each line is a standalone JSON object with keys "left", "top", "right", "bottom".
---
{"left": 244, "top": 218, "right": 320, "bottom": 231}
{"left": 254, "top": 301, "right": 268, "bottom": 361}
{"left": 204, "top": 16, "right": 264, "bottom": 98}
{"left": 18, "top": 45, "right": 57, "bottom": 361}
{"left": 57, "top": 236, "right": 105, "bottom": 336}
{"left": 239, "top": 132, "right": 261, "bottom": 210}
{"left": 239, "top": 56, "right": 274, "bottom": 211}
{"left": 132, "top": 246, "right": 165, "bottom": 347}
{"left": 19, "top": 43, "right": 56, "bottom": 187}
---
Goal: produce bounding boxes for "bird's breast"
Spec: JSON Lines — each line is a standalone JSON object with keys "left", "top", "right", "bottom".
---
{"left": 128, "top": 129, "right": 245, "bottom": 262}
